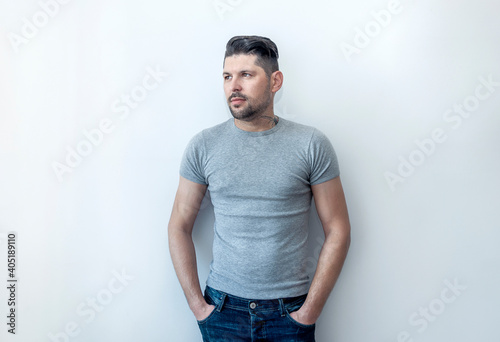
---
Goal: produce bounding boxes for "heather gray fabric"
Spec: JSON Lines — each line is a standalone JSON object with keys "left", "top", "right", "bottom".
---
{"left": 180, "top": 117, "right": 339, "bottom": 299}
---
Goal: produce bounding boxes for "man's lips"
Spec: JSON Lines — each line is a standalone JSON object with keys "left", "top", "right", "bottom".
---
{"left": 231, "top": 98, "right": 246, "bottom": 104}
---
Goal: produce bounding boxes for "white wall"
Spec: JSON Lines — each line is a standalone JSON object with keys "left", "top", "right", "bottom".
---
{"left": 1, "top": 0, "right": 499, "bottom": 341}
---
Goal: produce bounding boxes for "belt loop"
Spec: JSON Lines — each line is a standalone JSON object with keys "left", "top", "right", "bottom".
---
{"left": 216, "top": 293, "right": 226, "bottom": 312}
{"left": 278, "top": 298, "right": 286, "bottom": 317}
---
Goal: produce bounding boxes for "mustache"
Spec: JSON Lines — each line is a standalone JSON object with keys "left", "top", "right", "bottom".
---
{"left": 228, "top": 93, "right": 248, "bottom": 101}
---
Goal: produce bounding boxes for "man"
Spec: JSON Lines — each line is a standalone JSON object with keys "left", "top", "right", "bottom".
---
{"left": 168, "top": 35, "right": 350, "bottom": 341}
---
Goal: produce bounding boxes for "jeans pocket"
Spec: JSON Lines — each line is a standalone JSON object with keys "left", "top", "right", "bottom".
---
{"left": 197, "top": 287, "right": 222, "bottom": 325}
{"left": 285, "top": 310, "right": 316, "bottom": 329}
{"left": 197, "top": 306, "right": 218, "bottom": 325}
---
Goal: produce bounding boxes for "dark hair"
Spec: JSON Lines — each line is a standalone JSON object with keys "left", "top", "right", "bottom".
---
{"left": 224, "top": 36, "right": 279, "bottom": 78}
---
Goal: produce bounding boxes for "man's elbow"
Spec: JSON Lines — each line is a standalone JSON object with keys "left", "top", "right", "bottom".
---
{"left": 325, "top": 221, "right": 351, "bottom": 251}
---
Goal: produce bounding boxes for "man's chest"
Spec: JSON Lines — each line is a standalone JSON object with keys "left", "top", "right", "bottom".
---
{"left": 204, "top": 140, "right": 312, "bottom": 201}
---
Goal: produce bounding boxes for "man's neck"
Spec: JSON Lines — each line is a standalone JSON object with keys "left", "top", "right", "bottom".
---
{"left": 234, "top": 113, "right": 279, "bottom": 132}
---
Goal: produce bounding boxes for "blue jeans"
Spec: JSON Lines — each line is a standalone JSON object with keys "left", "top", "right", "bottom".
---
{"left": 197, "top": 286, "right": 316, "bottom": 341}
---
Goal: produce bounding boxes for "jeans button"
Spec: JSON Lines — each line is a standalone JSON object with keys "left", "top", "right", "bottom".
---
{"left": 249, "top": 302, "right": 257, "bottom": 309}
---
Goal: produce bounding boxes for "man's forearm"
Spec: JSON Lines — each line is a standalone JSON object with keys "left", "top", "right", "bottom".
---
{"left": 297, "top": 225, "right": 350, "bottom": 323}
{"left": 168, "top": 227, "right": 207, "bottom": 314}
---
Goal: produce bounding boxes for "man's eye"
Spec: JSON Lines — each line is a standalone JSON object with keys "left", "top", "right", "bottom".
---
{"left": 243, "top": 73, "right": 251, "bottom": 77}
{"left": 224, "top": 75, "right": 232, "bottom": 80}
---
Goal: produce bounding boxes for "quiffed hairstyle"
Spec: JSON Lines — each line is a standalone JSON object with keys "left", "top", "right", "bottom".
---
{"left": 224, "top": 36, "right": 279, "bottom": 78}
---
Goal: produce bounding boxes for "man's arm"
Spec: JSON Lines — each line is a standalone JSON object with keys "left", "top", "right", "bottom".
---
{"left": 290, "top": 176, "right": 351, "bottom": 325}
{"left": 168, "top": 176, "right": 215, "bottom": 321}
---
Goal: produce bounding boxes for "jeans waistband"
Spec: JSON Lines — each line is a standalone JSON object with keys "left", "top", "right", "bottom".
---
{"left": 205, "top": 286, "right": 308, "bottom": 315}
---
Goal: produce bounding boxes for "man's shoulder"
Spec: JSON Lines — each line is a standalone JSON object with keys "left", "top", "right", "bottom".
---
{"left": 203, "top": 118, "right": 233, "bottom": 134}
{"left": 189, "top": 118, "right": 232, "bottom": 143}
{"left": 280, "top": 118, "right": 325, "bottom": 139}
{"left": 279, "top": 118, "right": 336, "bottom": 157}
{"left": 281, "top": 118, "right": 315, "bottom": 132}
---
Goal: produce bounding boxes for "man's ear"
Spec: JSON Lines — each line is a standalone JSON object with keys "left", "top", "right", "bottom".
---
{"left": 270, "top": 71, "right": 283, "bottom": 93}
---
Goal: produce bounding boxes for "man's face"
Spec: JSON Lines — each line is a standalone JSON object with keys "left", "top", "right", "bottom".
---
{"left": 223, "top": 54, "right": 273, "bottom": 121}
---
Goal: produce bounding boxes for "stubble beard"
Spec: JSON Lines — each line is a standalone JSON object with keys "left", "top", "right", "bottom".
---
{"left": 228, "top": 87, "right": 273, "bottom": 122}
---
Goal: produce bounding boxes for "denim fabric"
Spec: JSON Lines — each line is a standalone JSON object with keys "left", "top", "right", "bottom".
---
{"left": 197, "top": 286, "right": 315, "bottom": 342}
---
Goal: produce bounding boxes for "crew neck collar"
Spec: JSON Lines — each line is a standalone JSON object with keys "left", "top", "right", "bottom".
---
{"left": 230, "top": 117, "right": 284, "bottom": 137}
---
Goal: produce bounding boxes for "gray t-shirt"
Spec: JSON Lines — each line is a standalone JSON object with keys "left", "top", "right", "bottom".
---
{"left": 180, "top": 117, "right": 339, "bottom": 299}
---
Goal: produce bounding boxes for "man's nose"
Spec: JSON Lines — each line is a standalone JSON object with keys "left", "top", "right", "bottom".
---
{"left": 230, "top": 78, "right": 242, "bottom": 92}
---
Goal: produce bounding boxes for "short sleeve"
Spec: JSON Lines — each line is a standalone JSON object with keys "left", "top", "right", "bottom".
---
{"left": 179, "top": 132, "right": 208, "bottom": 185}
{"left": 308, "top": 129, "right": 340, "bottom": 185}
